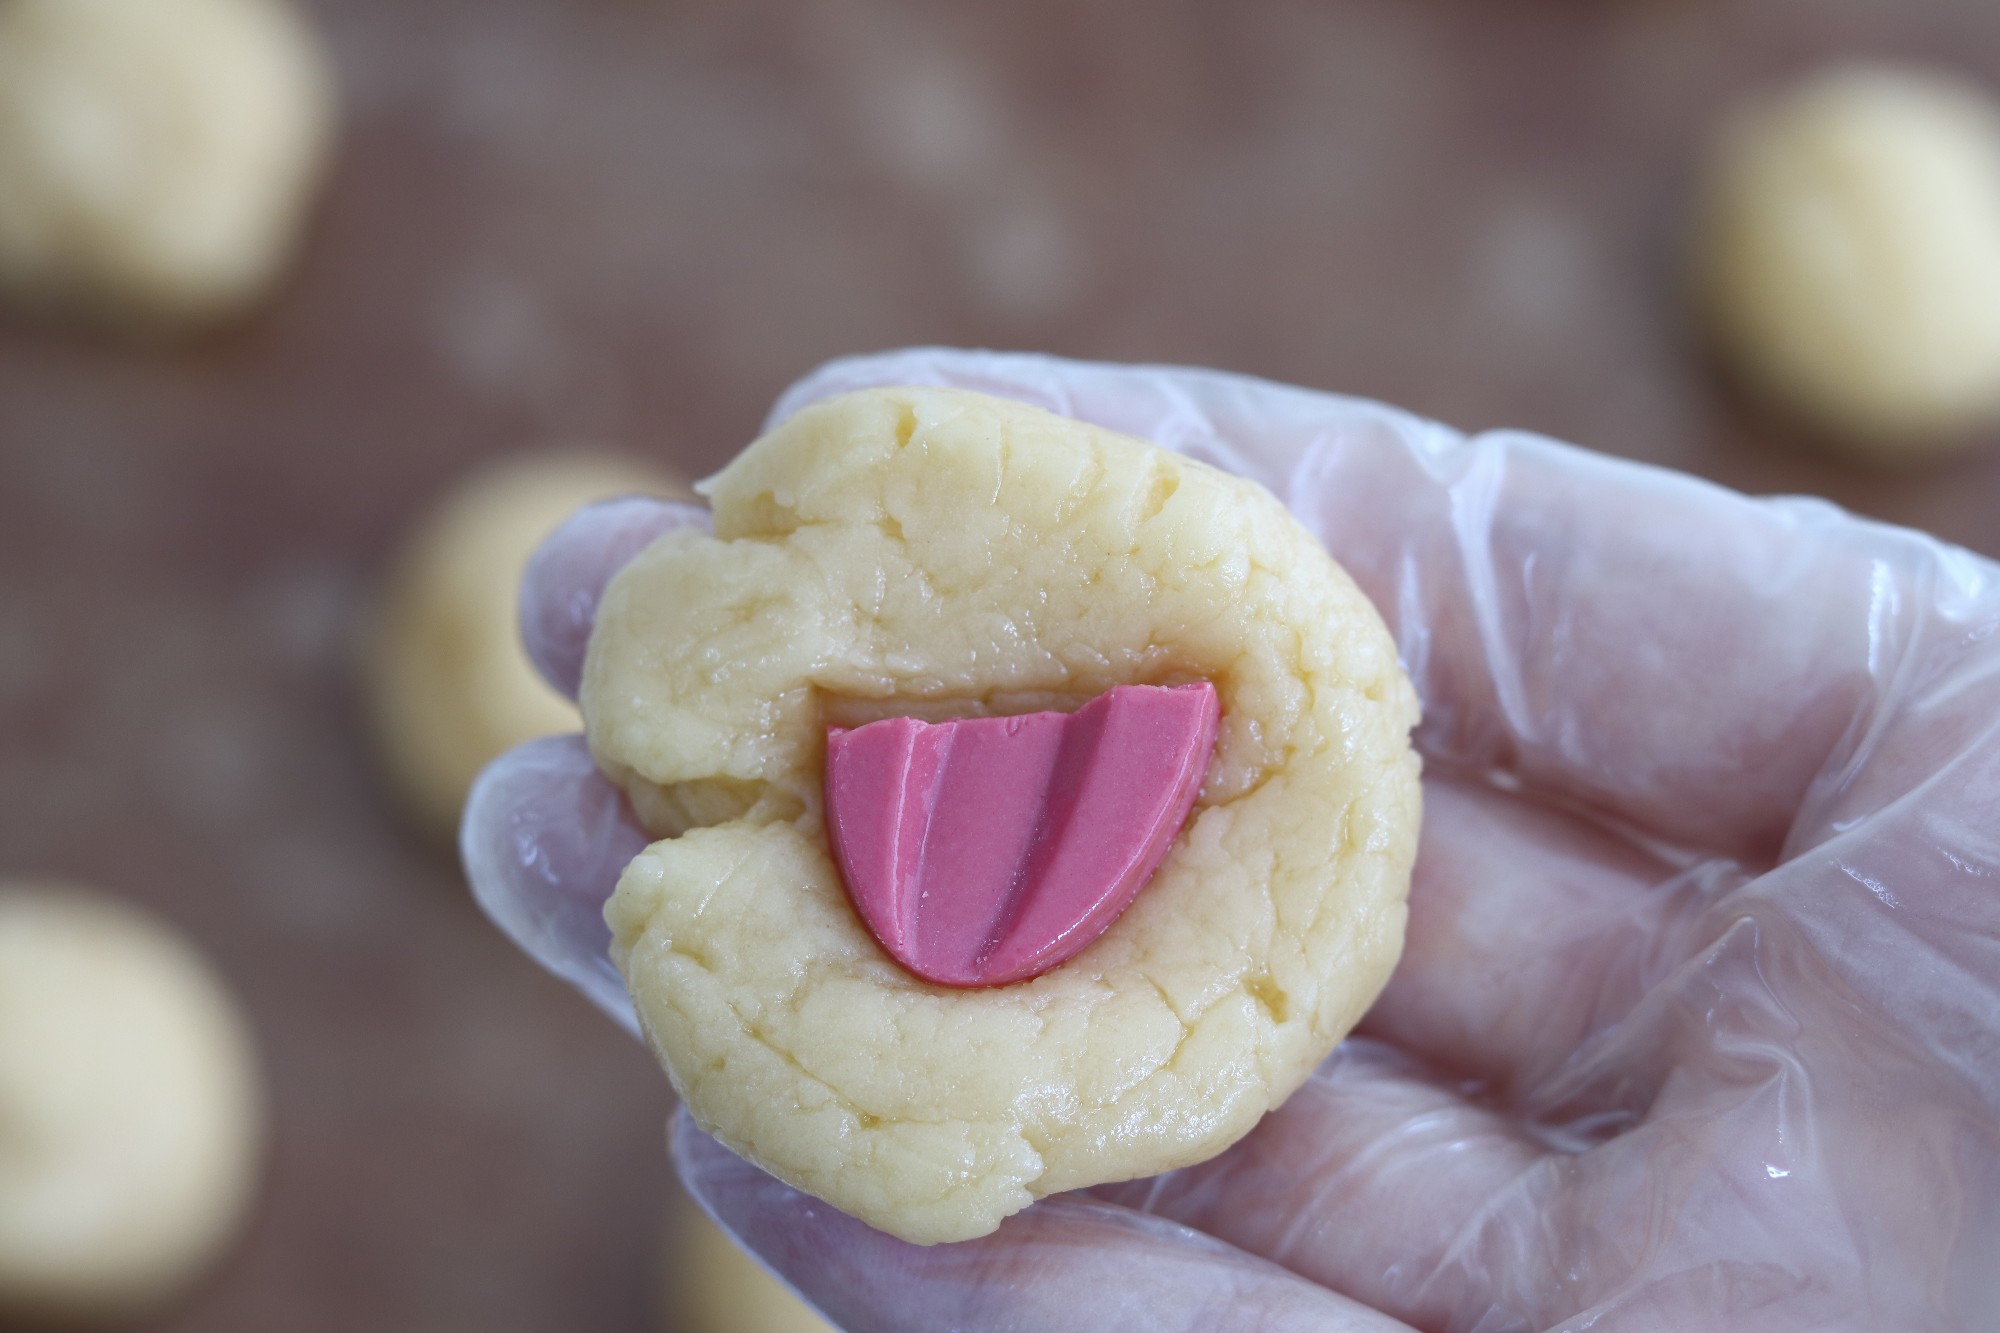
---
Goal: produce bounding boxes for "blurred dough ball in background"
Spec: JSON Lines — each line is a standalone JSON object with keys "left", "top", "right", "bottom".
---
{"left": 365, "top": 453, "right": 688, "bottom": 841}
{"left": 661, "top": 1206, "right": 833, "bottom": 1333}
{"left": 0, "top": 0, "right": 334, "bottom": 332}
{"left": 1698, "top": 64, "right": 2000, "bottom": 459}
{"left": 0, "top": 885, "right": 264, "bottom": 1322}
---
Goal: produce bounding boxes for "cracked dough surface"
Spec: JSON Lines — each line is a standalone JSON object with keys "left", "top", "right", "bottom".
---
{"left": 586, "top": 387, "right": 1421, "bottom": 1243}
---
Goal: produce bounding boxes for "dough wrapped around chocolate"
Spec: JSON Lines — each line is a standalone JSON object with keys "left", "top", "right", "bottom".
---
{"left": 583, "top": 386, "right": 1420, "bottom": 1243}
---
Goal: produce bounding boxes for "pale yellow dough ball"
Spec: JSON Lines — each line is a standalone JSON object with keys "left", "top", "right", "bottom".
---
{"left": 1699, "top": 65, "right": 2000, "bottom": 456}
{"left": 367, "top": 453, "right": 687, "bottom": 841}
{"left": 0, "top": 0, "right": 334, "bottom": 330}
{"left": 661, "top": 1208, "right": 833, "bottom": 1333}
{"left": 587, "top": 387, "right": 1421, "bottom": 1244}
{"left": 0, "top": 885, "right": 263, "bottom": 1321}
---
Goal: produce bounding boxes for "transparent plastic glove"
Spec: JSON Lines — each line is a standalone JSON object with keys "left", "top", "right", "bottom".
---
{"left": 462, "top": 349, "right": 2000, "bottom": 1332}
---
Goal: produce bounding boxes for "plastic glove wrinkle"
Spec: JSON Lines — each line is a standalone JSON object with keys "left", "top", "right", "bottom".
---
{"left": 670, "top": 1108, "right": 1409, "bottom": 1333}
{"left": 462, "top": 347, "right": 2000, "bottom": 1332}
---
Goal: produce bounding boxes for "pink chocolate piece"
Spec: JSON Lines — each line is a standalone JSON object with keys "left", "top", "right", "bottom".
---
{"left": 824, "top": 682, "right": 1220, "bottom": 988}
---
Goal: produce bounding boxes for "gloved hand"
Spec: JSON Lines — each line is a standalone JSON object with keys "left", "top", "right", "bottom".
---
{"left": 462, "top": 348, "right": 2000, "bottom": 1332}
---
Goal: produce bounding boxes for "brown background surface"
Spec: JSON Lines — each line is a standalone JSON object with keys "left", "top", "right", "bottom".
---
{"left": 5, "top": 1, "right": 2000, "bottom": 1330}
